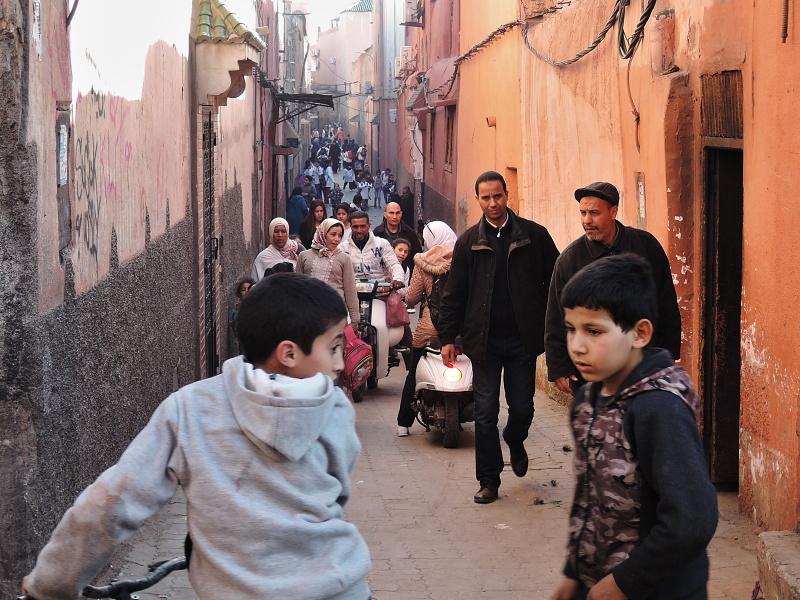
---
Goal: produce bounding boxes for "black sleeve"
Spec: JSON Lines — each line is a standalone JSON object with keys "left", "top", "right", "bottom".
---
{"left": 407, "top": 230, "right": 424, "bottom": 278}
{"left": 613, "top": 393, "right": 718, "bottom": 598}
{"left": 649, "top": 237, "right": 682, "bottom": 360}
{"left": 438, "top": 236, "right": 469, "bottom": 346}
{"left": 544, "top": 257, "right": 577, "bottom": 381}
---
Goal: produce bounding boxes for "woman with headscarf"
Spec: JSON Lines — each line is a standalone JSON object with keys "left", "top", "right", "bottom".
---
{"left": 296, "top": 218, "right": 360, "bottom": 326}
{"left": 396, "top": 221, "right": 458, "bottom": 437}
{"left": 300, "top": 199, "right": 327, "bottom": 249}
{"left": 251, "top": 218, "right": 304, "bottom": 280}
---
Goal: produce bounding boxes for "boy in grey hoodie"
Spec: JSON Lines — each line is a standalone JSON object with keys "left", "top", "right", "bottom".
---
{"left": 23, "top": 274, "right": 372, "bottom": 600}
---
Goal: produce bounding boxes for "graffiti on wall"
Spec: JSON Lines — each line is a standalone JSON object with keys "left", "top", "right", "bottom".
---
{"left": 72, "top": 89, "right": 131, "bottom": 275}
{"left": 67, "top": 42, "right": 191, "bottom": 295}
{"left": 74, "top": 132, "right": 101, "bottom": 265}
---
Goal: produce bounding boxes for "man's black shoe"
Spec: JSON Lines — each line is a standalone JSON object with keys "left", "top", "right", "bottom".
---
{"left": 473, "top": 484, "right": 499, "bottom": 504}
{"left": 509, "top": 444, "right": 529, "bottom": 477}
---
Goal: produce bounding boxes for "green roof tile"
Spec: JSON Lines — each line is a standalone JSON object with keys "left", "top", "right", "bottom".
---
{"left": 194, "top": 0, "right": 266, "bottom": 52}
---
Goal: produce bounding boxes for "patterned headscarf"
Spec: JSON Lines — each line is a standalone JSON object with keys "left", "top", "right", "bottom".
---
{"left": 311, "top": 218, "right": 345, "bottom": 257}
{"left": 269, "top": 217, "right": 299, "bottom": 259}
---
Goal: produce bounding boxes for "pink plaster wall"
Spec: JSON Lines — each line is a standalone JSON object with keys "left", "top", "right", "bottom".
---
{"left": 29, "top": 0, "right": 72, "bottom": 311}
{"left": 66, "top": 43, "right": 191, "bottom": 298}
{"left": 218, "top": 84, "right": 257, "bottom": 244}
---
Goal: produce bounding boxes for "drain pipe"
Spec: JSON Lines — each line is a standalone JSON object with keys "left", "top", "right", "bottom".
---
{"left": 782, "top": 0, "right": 790, "bottom": 43}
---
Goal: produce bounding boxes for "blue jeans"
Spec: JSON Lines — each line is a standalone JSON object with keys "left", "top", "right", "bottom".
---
{"left": 471, "top": 336, "right": 536, "bottom": 487}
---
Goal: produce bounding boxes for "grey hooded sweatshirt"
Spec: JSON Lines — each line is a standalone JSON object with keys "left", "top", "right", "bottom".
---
{"left": 27, "top": 356, "right": 372, "bottom": 599}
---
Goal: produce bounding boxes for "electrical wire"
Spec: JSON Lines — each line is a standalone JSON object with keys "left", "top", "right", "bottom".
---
{"left": 617, "top": 0, "right": 658, "bottom": 59}
{"left": 521, "top": 0, "right": 657, "bottom": 67}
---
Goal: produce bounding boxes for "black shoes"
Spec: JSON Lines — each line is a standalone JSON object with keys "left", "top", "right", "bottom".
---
{"left": 474, "top": 484, "right": 499, "bottom": 504}
{"left": 509, "top": 444, "right": 529, "bottom": 477}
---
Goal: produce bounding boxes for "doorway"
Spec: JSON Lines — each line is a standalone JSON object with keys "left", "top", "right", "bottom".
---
{"left": 702, "top": 147, "right": 744, "bottom": 485}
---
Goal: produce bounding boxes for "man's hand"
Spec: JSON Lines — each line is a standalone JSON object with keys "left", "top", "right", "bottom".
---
{"left": 550, "top": 577, "right": 580, "bottom": 600}
{"left": 441, "top": 344, "right": 459, "bottom": 367}
{"left": 587, "top": 574, "right": 626, "bottom": 600}
{"left": 391, "top": 279, "right": 405, "bottom": 290}
{"left": 554, "top": 376, "right": 577, "bottom": 395}
{"left": 22, "top": 574, "right": 31, "bottom": 597}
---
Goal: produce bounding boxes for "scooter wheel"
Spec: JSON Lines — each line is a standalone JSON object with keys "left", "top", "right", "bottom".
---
{"left": 366, "top": 369, "right": 378, "bottom": 390}
{"left": 442, "top": 396, "right": 460, "bottom": 448}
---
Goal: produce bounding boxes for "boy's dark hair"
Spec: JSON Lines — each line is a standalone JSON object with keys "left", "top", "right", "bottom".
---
{"left": 391, "top": 237, "right": 411, "bottom": 249}
{"left": 474, "top": 171, "right": 507, "bottom": 195}
{"left": 561, "top": 254, "right": 658, "bottom": 332}
{"left": 262, "top": 262, "right": 294, "bottom": 278}
{"left": 350, "top": 210, "right": 370, "bottom": 224}
{"left": 237, "top": 273, "right": 347, "bottom": 364}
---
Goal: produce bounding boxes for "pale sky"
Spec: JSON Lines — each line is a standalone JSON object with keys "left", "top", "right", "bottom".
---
{"left": 298, "top": 0, "right": 358, "bottom": 42}
{"left": 69, "top": 0, "right": 359, "bottom": 99}
{"left": 70, "top": 0, "right": 258, "bottom": 100}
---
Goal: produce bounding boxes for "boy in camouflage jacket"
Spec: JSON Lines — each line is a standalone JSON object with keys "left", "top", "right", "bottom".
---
{"left": 551, "top": 255, "right": 718, "bottom": 600}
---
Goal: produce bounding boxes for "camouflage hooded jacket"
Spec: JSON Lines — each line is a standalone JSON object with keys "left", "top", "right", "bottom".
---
{"left": 566, "top": 362, "right": 700, "bottom": 589}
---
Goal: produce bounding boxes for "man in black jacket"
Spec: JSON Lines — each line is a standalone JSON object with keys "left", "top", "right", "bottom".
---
{"left": 373, "top": 201, "right": 423, "bottom": 274}
{"left": 439, "top": 171, "right": 559, "bottom": 504}
{"left": 544, "top": 181, "right": 681, "bottom": 396}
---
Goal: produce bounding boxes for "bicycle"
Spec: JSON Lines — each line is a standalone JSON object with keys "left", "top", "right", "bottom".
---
{"left": 17, "top": 556, "right": 186, "bottom": 600}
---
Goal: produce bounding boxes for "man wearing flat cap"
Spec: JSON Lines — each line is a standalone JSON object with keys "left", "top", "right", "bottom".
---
{"left": 544, "top": 181, "right": 682, "bottom": 394}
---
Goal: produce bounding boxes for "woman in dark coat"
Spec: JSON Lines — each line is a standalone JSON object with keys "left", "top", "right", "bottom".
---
{"left": 300, "top": 199, "right": 327, "bottom": 249}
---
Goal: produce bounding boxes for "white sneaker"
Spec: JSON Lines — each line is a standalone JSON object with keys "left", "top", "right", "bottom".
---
{"left": 396, "top": 426, "right": 410, "bottom": 437}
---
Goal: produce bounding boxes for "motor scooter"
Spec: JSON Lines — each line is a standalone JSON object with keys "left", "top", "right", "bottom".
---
{"left": 354, "top": 279, "right": 405, "bottom": 397}
{"left": 414, "top": 341, "right": 474, "bottom": 448}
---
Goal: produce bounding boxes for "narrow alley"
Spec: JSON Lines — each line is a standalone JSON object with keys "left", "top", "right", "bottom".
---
{"left": 111, "top": 368, "right": 759, "bottom": 600}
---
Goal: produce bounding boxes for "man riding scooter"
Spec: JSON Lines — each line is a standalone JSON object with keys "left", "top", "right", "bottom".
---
{"left": 340, "top": 211, "right": 406, "bottom": 389}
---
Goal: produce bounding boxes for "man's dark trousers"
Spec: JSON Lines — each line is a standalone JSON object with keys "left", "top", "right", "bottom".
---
{"left": 472, "top": 335, "right": 536, "bottom": 488}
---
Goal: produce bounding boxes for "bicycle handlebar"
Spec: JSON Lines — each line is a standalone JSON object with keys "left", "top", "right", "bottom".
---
{"left": 17, "top": 556, "right": 187, "bottom": 600}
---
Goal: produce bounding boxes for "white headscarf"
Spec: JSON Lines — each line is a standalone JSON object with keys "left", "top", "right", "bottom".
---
{"left": 269, "top": 218, "right": 290, "bottom": 243}
{"left": 422, "top": 221, "right": 457, "bottom": 250}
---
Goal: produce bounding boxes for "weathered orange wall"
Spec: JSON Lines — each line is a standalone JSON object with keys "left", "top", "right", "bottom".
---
{"left": 738, "top": 0, "right": 800, "bottom": 530}
{"left": 455, "top": 0, "right": 522, "bottom": 231}
{"left": 519, "top": 0, "right": 800, "bottom": 530}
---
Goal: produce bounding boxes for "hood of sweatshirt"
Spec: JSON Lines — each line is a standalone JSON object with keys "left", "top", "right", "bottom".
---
{"left": 414, "top": 245, "right": 452, "bottom": 275}
{"left": 223, "top": 356, "right": 338, "bottom": 462}
{"left": 615, "top": 347, "right": 700, "bottom": 417}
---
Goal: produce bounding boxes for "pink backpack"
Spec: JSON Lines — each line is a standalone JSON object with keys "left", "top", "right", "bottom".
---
{"left": 342, "top": 325, "right": 373, "bottom": 391}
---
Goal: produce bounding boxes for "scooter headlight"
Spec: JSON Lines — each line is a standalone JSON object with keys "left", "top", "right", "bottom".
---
{"left": 443, "top": 367, "right": 463, "bottom": 383}
{"left": 356, "top": 282, "right": 374, "bottom": 293}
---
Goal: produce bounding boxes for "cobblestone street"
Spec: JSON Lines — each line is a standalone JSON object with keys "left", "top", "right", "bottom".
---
{"left": 110, "top": 366, "right": 760, "bottom": 599}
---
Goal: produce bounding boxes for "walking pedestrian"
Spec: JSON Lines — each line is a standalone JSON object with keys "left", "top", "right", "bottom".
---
{"left": 251, "top": 218, "right": 305, "bottom": 280}
{"left": 286, "top": 187, "right": 308, "bottom": 236}
{"left": 550, "top": 254, "right": 716, "bottom": 600}
{"left": 300, "top": 175, "right": 316, "bottom": 205}
{"left": 229, "top": 276, "right": 255, "bottom": 343}
{"left": 397, "top": 186, "right": 415, "bottom": 228}
{"left": 300, "top": 199, "right": 327, "bottom": 249}
{"left": 22, "top": 274, "right": 373, "bottom": 599}
{"left": 335, "top": 202, "right": 353, "bottom": 238}
{"left": 544, "top": 181, "right": 681, "bottom": 396}
{"left": 296, "top": 218, "right": 360, "bottom": 327}
{"left": 373, "top": 202, "right": 422, "bottom": 276}
{"left": 323, "top": 161, "right": 335, "bottom": 203}
{"left": 438, "top": 171, "right": 559, "bottom": 504}
{"left": 329, "top": 183, "right": 344, "bottom": 207}
{"left": 396, "top": 222, "right": 458, "bottom": 437}
{"left": 342, "top": 164, "right": 356, "bottom": 193}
